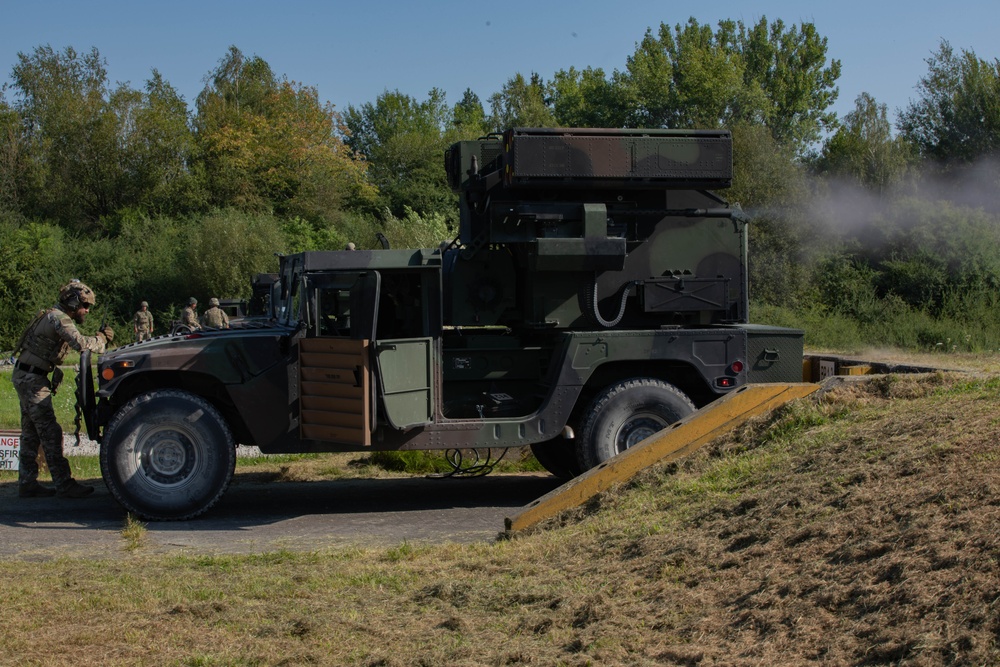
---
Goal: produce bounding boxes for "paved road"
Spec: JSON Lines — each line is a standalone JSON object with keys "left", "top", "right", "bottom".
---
{"left": 0, "top": 472, "right": 563, "bottom": 560}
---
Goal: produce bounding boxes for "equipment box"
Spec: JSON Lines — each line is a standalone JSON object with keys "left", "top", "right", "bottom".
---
{"left": 743, "top": 324, "right": 805, "bottom": 383}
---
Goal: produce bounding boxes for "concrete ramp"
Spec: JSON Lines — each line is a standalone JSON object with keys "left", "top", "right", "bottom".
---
{"left": 505, "top": 383, "right": 819, "bottom": 532}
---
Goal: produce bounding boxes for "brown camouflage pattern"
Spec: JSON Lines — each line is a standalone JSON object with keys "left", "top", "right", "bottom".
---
{"left": 134, "top": 308, "right": 154, "bottom": 341}
{"left": 200, "top": 306, "right": 230, "bottom": 329}
{"left": 14, "top": 306, "right": 106, "bottom": 487}
{"left": 180, "top": 305, "right": 201, "bottom": 329}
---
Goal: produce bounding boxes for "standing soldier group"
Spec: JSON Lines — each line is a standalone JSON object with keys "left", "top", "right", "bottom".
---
{"left": 177, "top": 296, "right": 230, "bottom": 330}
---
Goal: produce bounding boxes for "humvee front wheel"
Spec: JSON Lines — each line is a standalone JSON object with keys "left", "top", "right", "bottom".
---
{"left": 576, "top": 378, "right": 696, "bottom": 471}
{"left": 100, "top": 390, "right": 236, "bottom": 520}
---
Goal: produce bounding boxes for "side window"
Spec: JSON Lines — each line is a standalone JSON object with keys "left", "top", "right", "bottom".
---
{"left": 311, "top": 271, "right": 378, "bottom": 339}
{"left": 377, "top": 273, "right": 425, "bottom": 339}
{"left": 289, "top": 279, "right": 302, "bottom": 326}
{"left": 318, "top": 287, "right": 352, "bottom": 336}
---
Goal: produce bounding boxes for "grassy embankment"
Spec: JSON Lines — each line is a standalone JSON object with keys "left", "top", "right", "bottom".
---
{"left": 1, "top": 361, "right": 999, "bottom": 664}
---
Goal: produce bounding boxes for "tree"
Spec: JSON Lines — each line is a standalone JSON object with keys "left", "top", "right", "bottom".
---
{"left": 737, "top": 18, "right": 841, "bottom": 149}
{"left": 193, "top": 47, "right": 279, "bottom": 210}
{"left": 0, "top": 90, "right": 24, "bottom": 212}
{"left": 452, "top": 88, "right": 488, "bottom": 137}
{"left": 898, "top": 41, "right": 1000, "bottom": 164}
{"left": 194, "top": 46, "right": 373, "bottom": 220}
{"left": 816, "top": 93, "right": 913, "bottom": 191}
{"left": 487, "top": 73, "right": 555, "bottom": 131}
{"left": 344, "top": 88, "right": 456, "bottom": 221}
{"left": 7, "top": 45, "right": 200, "bottom": 230}
{"left": 730, "top": 122, "right": 815, "bottom": 306}
{"left": 549, "top": 66, "right": 623, "bottom": 128}
{"left": 125, "top": 71, "right": 204, "bottom": 216}
{"left": 611, "top": 17, "right": 840, "bottom": 154}
{"left": 10, "top": 45, "right": 113, "bottom": 228}
{"left": 184, "top": 210, "right": 285, "bottom": 300}
{"left": 0, "top": 214, "right": 67, "bottom": 350}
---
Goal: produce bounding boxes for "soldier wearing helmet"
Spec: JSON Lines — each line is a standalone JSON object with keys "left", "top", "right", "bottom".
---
{"left": 11, "top": 280, "right": 115, "bottom": 498}
{"left": 180, "top": 297, "right": 201, "bottom": 330}
{"left": 200, "top": 297, "right": 230, "bottom": 329}
{"left": 133, "top": 300, "right": 154, "bottom": 342}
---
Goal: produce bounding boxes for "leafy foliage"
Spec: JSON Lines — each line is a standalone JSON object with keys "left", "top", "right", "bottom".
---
{"left": 570, "top": 17, "right": 842, "bottom": 156}
{"left": 194, "top": 46, "right": 374, "bottom": 222}
{"left": 898, "top": 41, "right": 1000, "bottom": 164}
{"left": 815, "top": 93, "right": 914, "bottom": 191}
{"left": 487, "top": 73, "right": 556, "bottom": 130}
{"left": 183, "top": 210, "right": 285, "bottom": 301}
{"left": 7, "top": 46, "right": 202, "bottom": 230}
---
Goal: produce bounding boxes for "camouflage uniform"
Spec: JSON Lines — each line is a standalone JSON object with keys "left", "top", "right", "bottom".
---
{"left": 180, "top": 298, "right": 201, "bottom": 330}
{"left": 200, "top": 298, "right": 230, "bottom": 329}
{"left": 12, "top": 282, "right": 112, "bottom": 497}
{"left": 133, "top": 301, "right": 154, "bottom": 341}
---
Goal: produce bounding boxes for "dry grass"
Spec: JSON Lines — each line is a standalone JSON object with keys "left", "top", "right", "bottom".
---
{"left": 3, "top": 372, "right": 1000, "bottom": 665}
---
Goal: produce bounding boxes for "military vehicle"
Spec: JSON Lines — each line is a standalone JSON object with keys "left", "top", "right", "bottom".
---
{"left": 205, "top": 274, "right": 279, "bottom": 327}
{"left": 77, "top": 127, "right": 804, "bottom": 520}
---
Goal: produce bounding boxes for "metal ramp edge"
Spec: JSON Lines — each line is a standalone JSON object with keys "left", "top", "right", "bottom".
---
{"left": 505, "top": 382, "right": 819, "bottom": 533}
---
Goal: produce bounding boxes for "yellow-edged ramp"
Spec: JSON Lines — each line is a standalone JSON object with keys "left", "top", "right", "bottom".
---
{"left": 505, "top": 382, "right": 819, "bottom": 532}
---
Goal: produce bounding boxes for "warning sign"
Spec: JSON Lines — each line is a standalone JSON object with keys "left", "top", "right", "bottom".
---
{"left": 0, "top": 433, "right": 19, "bottom": 471}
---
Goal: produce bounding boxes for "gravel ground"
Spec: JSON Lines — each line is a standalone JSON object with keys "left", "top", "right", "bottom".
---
{"left": 63, "top": 434, "right": 263, "bottom": 458}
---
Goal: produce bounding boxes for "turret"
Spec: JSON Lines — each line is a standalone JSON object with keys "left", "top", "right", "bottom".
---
{"left": 443, "top": 128, "right": 746, "bottom": 329}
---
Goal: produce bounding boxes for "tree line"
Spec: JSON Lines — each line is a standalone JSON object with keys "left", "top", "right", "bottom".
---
{"left": 2, "top": 17, "right": 1000, "bottom": 351}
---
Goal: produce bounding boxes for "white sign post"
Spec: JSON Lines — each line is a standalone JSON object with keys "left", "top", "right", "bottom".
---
{"left": 0, "top": 433, "right": 20, "bottom": 471}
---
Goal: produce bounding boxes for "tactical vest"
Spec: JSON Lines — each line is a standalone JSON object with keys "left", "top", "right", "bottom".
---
{"left": 134, "top": 310, "right": 153, "bottom": 330}
{"left": 202, "top": 307, "right": 227, "bottom": 328}
{"left": 17, "top": 308, "right": 71, "bottom": 368}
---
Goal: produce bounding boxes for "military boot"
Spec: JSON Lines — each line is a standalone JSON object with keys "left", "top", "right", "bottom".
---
{"left": 57, "top": 479, "right": 95, "bottom": 498}
{"left": 19, "top": 481, "right": 57, "bottom": 498}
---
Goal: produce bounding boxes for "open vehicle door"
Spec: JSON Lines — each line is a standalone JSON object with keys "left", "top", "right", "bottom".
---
{"left": 298, "top": 269, "right": 435, "bottom": 443}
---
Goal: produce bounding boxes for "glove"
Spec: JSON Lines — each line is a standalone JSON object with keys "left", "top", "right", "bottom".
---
{"left": 51, "top": 367, "right": 65, "bottom": 395}
{"left": 100, "top": 326, "right": 115, "bottom": 343}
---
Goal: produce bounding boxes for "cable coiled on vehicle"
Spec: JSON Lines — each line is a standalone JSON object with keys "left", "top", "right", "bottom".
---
{"left": 589, "top": 275, "right": 638, "bottom": 328}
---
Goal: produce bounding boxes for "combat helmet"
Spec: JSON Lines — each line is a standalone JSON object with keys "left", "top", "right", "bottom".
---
{"left": 188, "top": 297, "right": 198, "bottom": 306}
{"left": 59, "top": 280, "right": 96, "bottom": 309}
{"left": 209, "top": 297, "right": 220, "bottom": 307}
{"left": 140, "top": 301, "right": 149, "bottom": 308}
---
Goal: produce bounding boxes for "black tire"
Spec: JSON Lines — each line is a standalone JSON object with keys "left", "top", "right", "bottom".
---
{"left": 576, "top": 378, "right": 696, "bottom": 471}
{"left": 530, "top": 438, "right": 582, "bottom": 480}
{"left": 100, "top": 390, "right": 236, "bottom": 520}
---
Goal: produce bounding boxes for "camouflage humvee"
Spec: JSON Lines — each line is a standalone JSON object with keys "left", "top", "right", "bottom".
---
{"left": 79, "top": 128, "right": 804, "bottom": 520}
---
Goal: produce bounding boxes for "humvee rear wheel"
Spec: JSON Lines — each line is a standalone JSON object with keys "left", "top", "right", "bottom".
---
{"left": 577, "top": 378, "right": 695, "bottom": 471}
{"left": 100, "top": 390, "right": 236, "bottom": 520}
{"left": 530, "top": 438, "right": 582, "bottom": 480}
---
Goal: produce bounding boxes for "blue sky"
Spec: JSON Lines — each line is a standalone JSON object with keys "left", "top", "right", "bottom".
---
{"left": 2, "top": 0, "right": 998, "bottom": 125}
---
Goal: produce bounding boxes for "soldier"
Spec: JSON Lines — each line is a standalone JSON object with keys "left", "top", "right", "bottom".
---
{"left": 200, "top": 297, "right": 230, "bottom": 329}
{"left": 133, "top": 300, "right": 154, "bottom": 342}
{"left": 12, "top": 280, "right": 114, "bottom": 498}
{"left": 180, "top": 297, "right": 201, "bottom": 330}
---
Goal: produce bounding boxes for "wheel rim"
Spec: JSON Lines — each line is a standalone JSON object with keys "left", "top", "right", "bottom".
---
{"left": 614, "top": 413, "right": 668, "bottom": 454}
{"left": 134, "top": 425, "right": 200, "bottom": 488}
